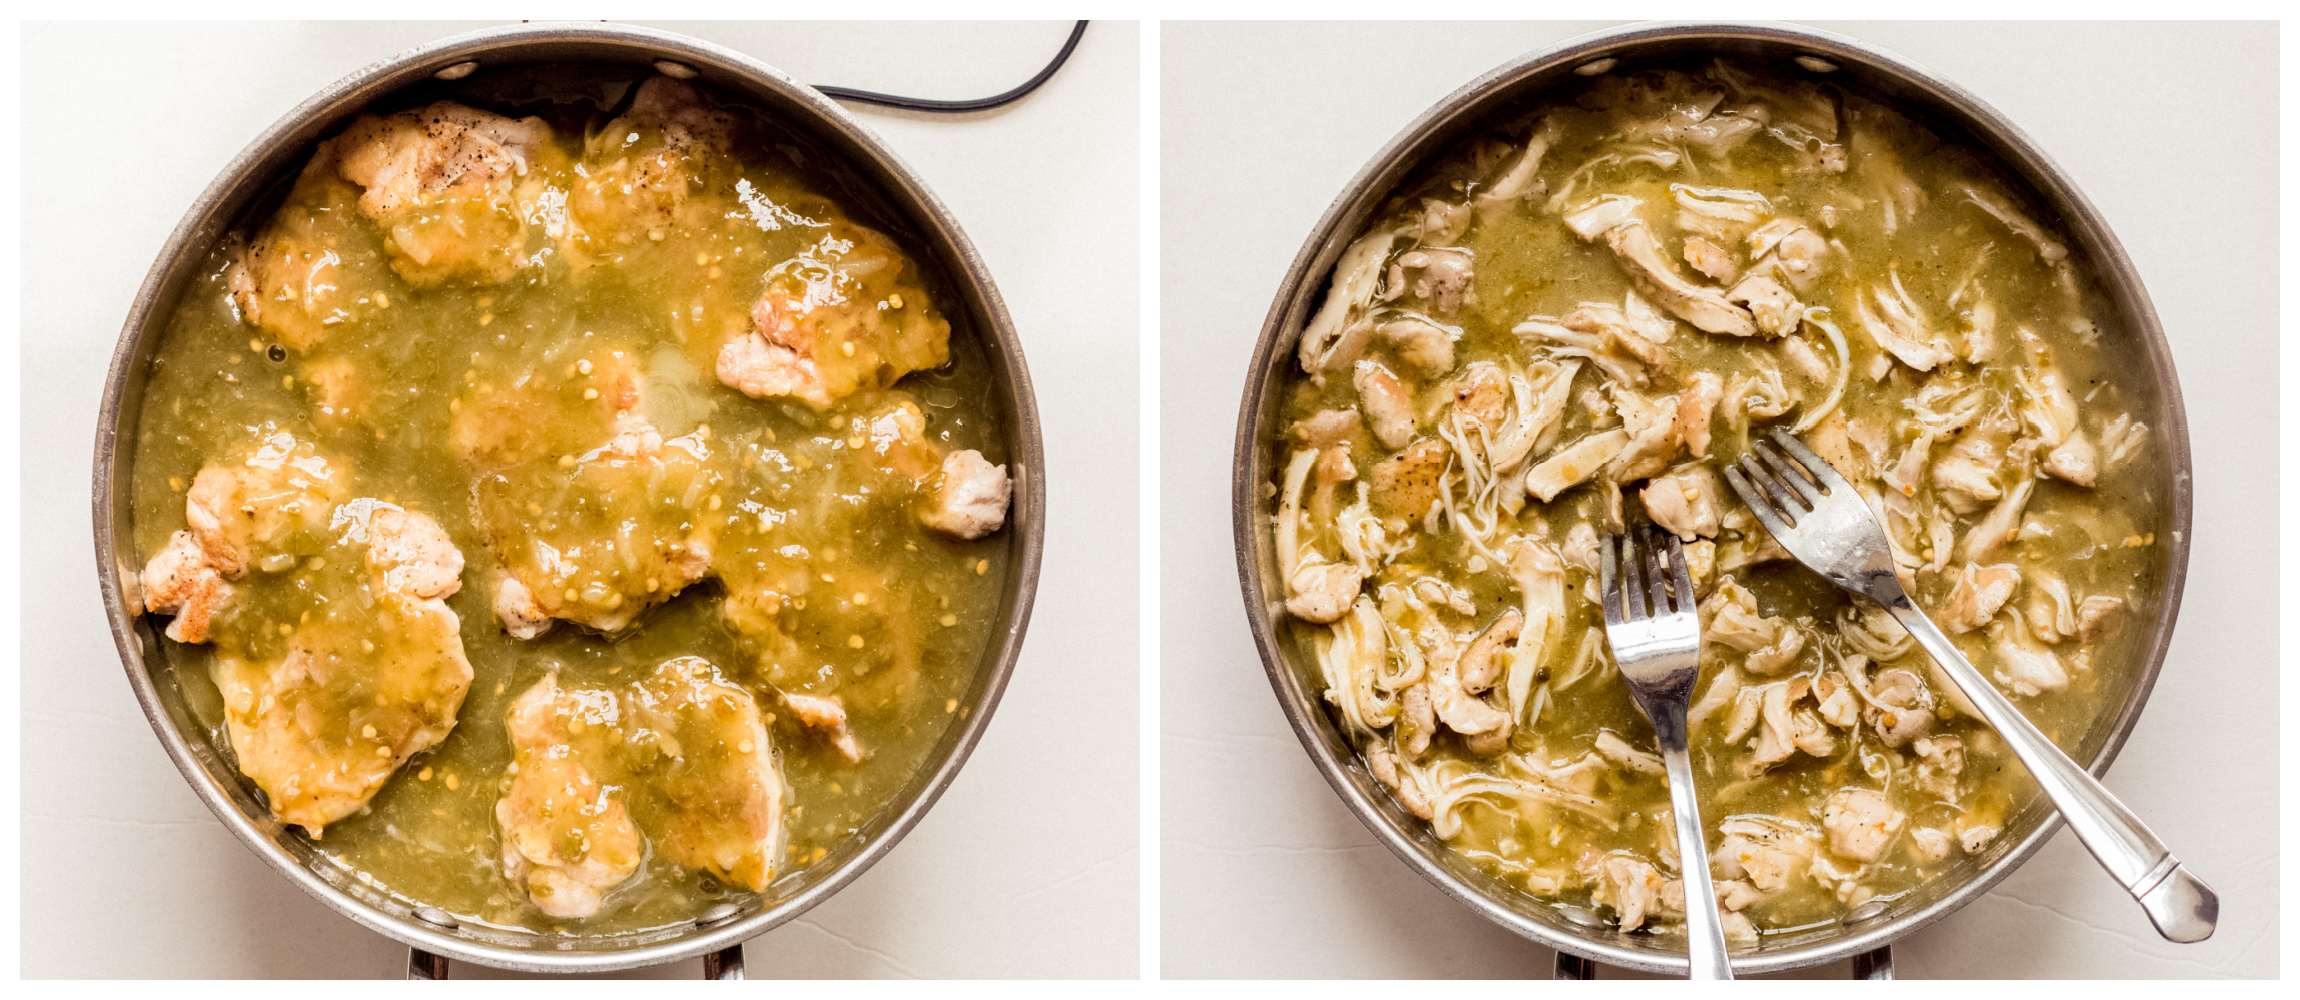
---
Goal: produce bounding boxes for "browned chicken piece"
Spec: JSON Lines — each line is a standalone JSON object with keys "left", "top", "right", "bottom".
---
{"left": 1291, "top": 408, "right": 1364, "bottom": 449}
{"left": 1822, "top": 787, "right": 1906, "bottom": 862}
{"left": 1605, "top": 387, "right": 1689, "bottom": 483}
{"left": 1603, "top": 221, "right": 1758, "bottom": 336}
{"left": 628, "top": 657, "right": 788, "bottom": 891}
{"left": 567, "top": 76, "right": 740, "bottom": 255}
{"left": 1856, "top": 280, "right": 1954, "bottom": 371}
{"left": 1988, "top": 623, "right": 2069, "bottom": 696}
{"left": 497, "top": 674, "right": 645, "bottom": 919}
{"left": 1911, "top": 734, "right": 1965, "bottom": 797}
{"left": 1285, "top": 562, "right": 1364, "bottom": 624}
{"left": 1577, "top": 851, "right": 1666, "bottom": 932}
{"left": 1423, "top": 627, "right": 1510, "bottom": 737}
{"left": 466, "top": 347, "right": 724, "bottom": 634}
{"left": 1702, "top": 580, "right": 1805, "bottom": 675}
{"left": 1864, "top": 666, "right": 1936, "bottom": 747}
{"left": 1392, "top": 248, "right": 1475, "bottom": 316}
{"left": 1726, "top": 272, "right": 1802, "bottom": 336}
{"left": 142, "top": 432, "right": 352, "bottom": 642}
{"left": 1378, "top": 316, "right": 1459, "bottom": 377}
{"left": 1938, "top": 563, "right": 2020, "bottom": 633}
{"left": 1740, "top": 677, "right": 1832, "bottom": 771}
{"left": 1674, "top": 372, "right": 1723, "bottom": 457}
{"left": 1369, "top": 438, "right": 1450, "bottom": 517}
{"left": 781, "top": 691, "right": 865, "bottom": 764}
{"left": 209, "top": 499, "right": 473, "bottom": 836}
{"left": 140, "top": 531, "right": 232, "bottom": 645}
{"left": 1712, "top": 816, "right": 1815, "bottom": 893}
{"left": 1560, "top": 302, "right": 1669, "bottom": 369}
{"left": 1446, "top": 362, "right": 1509, "bottom": 426}
{"left": 1959, "top": 475, "right": 2035, "bottom": 565}
{"left": 330, "top": 102, "right": 553, "bottom": 286}
{"left": 230, "top": 102, "right": 549, "bottom": 348}
{"left": 2014, "top": 325, "right": 2099, "bottom": 487}
{"left": 1932, "top": 409, "right": 2017, "bottom": 514}
{"left": 1683, "top": 235, "right": 1739, "bottom": 283}
{"left": 1353, "top": 360, "right": 1420, "bottom": 450}
{"left": 1642, "top": 464, "right": 1725, "bottom": 540}
{"left": 717, "top": 221, "right": 952, "bottom": 408}
{"left": 1525, "top": 428, "right": 1629, "bottom": 502}
{"left": 1563, "top": 194, "right": 1641, "bottom": 241}
{"left": 2078, "top": 594, "right": 2126, "bottom": 643}
{"left": 921, "top": 450, "right": 1013, "bottom": 541}
{"left": 1457, "top": 607, "right": 1523, "bottom": 694}
{"left": 1397, "top": 682, "right": 1435, "bottom": 759}
{"left": 1367, "top": 742, "right": 1435, "bottom": 819}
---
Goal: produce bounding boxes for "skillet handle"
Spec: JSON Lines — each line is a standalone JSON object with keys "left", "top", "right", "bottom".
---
{"left": 1852, "top": 945, "right": 1893, "bottom": 980}
{"left": 1553, "top": 952, "right": 1597, "bottom": 979}
{"left": 1550, "top": 945, "right": 1892, "bottom": 979}
{"left": 403, "top": 944, "right": 742, "bottom": 979}
{"left": 407, "top": 947, "right": 448, "bottom": 980}
{"left": 704, "top": 944, "right": 746, "bottom": 980}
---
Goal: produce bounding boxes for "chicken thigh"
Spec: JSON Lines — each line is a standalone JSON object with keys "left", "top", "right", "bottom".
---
{"left": 497, "top": 674, "right": 644, "bottom": 919}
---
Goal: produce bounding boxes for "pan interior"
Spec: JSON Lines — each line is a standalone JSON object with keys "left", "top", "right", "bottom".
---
{"left": 1236, "top": 23, "right": 2188, "bottom": 976}
{"left": 100, "top": 24, "right": 1040, "bottom": 972}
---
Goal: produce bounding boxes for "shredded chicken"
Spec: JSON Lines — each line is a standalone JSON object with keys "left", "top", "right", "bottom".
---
{"left": 1822, "top": 788, "right": 1906, "bottom": 863}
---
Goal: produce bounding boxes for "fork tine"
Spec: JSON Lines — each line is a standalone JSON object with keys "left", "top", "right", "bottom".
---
{"left": 1722, "top": 461, "right": 1797, "bottom": 540}
{"left": 1736, "top": 453, "right": 1808, "bottom": 521}
{"left": 1752, "top": 439, "right": 1825, "bottom": 508}
{"left": 1664, "top": 532, "right": 1697, "bottom": 615}
{"left": 1769, "top": 427, "right": 1859, "bottom": 496}
{"left": 1619, "top": 533, "right": 1647, "bottom": 622}
{"left": 1642, "top": 528, "right": 1671, "bottom": 618}
{"left": 1599, "top": 531, "right": 1624, "bottom": 627}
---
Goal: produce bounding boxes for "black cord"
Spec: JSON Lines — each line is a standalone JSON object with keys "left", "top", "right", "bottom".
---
{"left": 814, "top": 20, "right": 1088, "bottom": 113}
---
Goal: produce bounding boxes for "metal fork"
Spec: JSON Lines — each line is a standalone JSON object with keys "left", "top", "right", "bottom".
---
{"left": 1599, "top": 529, "right": 1733, "bottom": 980}
{"left": 1722, "top": 427, "right": 2218, "bottom": 944}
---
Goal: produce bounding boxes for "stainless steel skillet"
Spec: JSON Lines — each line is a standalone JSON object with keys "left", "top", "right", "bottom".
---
{"left": 1232, "top": 20, "right": 2192, "bottom": 977}
{"left": 94, "top": 21, "right": 1046, "bottom": 977}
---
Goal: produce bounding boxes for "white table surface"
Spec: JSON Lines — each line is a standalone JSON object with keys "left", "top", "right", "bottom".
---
{"left": 1158, "top": 20, "right": 2277, "bottom": 979}
{"left": 21, "top": 20, "right": 1139, "bottom": 979}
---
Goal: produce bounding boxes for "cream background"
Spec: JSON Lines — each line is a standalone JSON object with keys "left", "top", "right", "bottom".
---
{"left": 1158, "top": 20, "right": 2277, "bottom": 979}
{"left": 20, "top": 19, "right": 1139, "bottom": 979}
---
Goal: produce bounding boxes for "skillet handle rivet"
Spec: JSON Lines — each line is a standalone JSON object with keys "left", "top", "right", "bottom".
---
{"left": 433, "top": 61, "right": 478, "bottom": 82}
{"left": 655, "top": 60, "right": 699, "bottom": 80}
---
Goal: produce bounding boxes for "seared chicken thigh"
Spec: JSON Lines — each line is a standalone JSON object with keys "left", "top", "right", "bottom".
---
{"left": 461, "top": 344, "right": 726, "bottom": 635}
{"left": 623, "top": 657, "right": 787, "bottom": 891}
{"left": 142, "top": 431, "right": 472, "bottom": 836}
{"left": 717, "top": 220, "right": 953, "bottom": 407}
{"left": 497, "top": 674, "right": 644, "bottom": 919}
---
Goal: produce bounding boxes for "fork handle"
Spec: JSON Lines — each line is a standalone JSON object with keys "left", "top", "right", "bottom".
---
{"left": 1884, "top": 600, "right": 2218, "bottom": 943}
{"left": 1659, "top": 740, "right": 1735, "bottom": 980}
